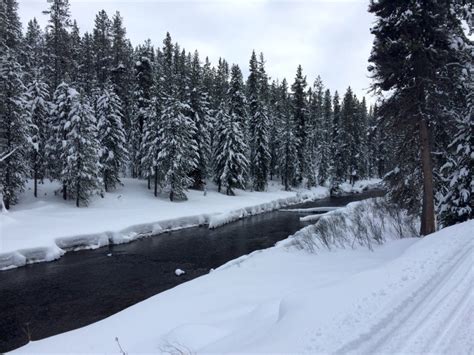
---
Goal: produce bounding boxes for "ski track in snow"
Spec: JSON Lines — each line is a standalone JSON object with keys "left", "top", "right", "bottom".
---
{"left": 334, "top": 240, "right": 473, "bottom": 355}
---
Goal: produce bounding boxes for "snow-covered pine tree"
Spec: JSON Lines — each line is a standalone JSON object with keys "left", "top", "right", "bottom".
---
{"left": 43, "top": 0, "right": 72, "bottom": 91}
{"left": 47, "top": 81, "right": 76, "bottom": 199}
{"left": 96, "top": 82, "right": 128, "bottom": 192}
{"left": 357, "top": 97, "right": 369, "bottom": 179}
{"left": 24, "top": 18, "right": 46, "bottom": 80}
{"left": 267, "top": 80, "right": 280, "bottom": 181}
{"left": 340, "top": 87, "right": 358, "bottom": 184}
{"left": 246, "top": 51, "right": 270, "bottom": 191}
{"left": 25, "top": 78, "right": 50, "bottom": 197}
{"left": 291, "top": 65, "right": 308, "bottom": 185}
{"left": 307, "top": 76, "right": 324, "bottom": 187}
{"left": 214, "top": 100, "right": 249, "bottom": 196}
{"left": 438, "top": 5, "right": 473, "bottom": 227}
{"left": 0, "top": 0, "right": 22, "bottom": 50}
{"left": 0, "top": 50, "right": 29, "bottom": 210}
{"left": 110, "top": 11, "right": 134, "bottom": 135}
{"left": 319, "top": 88, "right": 332, "bottom": 185}
{"left": 92, "top": 10, "right": 112, "bottom": 86}
{"left": 438, "top": 102, "right": 473, "bottom": 226}
{"left": 130, "top": 40, "right": 154, "bottom": 178}
{"left": 276, "top": 79, "right": 299, "bottom": 191}
{"left": 369, "top": 0, "right": 470, "bottom": 235}
{"left": 330, "top": 91, "right": 344, "bottom": 188}
{"left": 68, "top": 20, "right": 81, "bottom": 84}
{"left": 62, "top": 91, "right": 102, "bottom": 207}
{"left": 78, "top": 32, "right": 96, "bottom": 96}
{"left": 156, "top": 97, "right": 198, "bottom": 201}
{"left": 189, "top": 50, "right": 212, "bottom": 190}
{"left": 140, "top": 98, "right": 160, "bottom": 196}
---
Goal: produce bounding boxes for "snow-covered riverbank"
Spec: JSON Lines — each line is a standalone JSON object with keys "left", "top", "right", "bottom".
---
{"left": 1, "top": 178, "right": 338, "bottom": 270}
{"left": 14, "top": 211, "right": 473, "bottom": 354}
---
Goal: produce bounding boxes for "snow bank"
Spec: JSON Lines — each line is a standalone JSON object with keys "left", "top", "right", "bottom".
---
{"left": 338, "top": 178, "right": 383, "bottom": 194}
{"left": 15, "top": 217, "right": 473, "bottom": 354}
{"left": 284, "top": 197, "right": 419, "bottom": 253}
{"left": 0, "top": 179, "right": 329, "bottom": 271}
{"left": 208, "top": 187, "right": 328, "bottom": 229}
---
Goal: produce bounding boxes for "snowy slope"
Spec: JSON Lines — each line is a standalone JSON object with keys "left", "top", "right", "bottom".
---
{"left": 14, "top": 219, "right": 473, "bottom": 354}
{"left": 0, "top": 178, "right": 329, "bottom": 270}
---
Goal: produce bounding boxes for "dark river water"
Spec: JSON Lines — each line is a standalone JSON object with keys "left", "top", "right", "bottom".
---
{"left": 0, "top": 189, "right": 383, "bottom": 352}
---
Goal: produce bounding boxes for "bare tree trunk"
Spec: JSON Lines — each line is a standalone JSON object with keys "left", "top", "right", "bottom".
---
{"left": 419, "top": 118, "right": 436, "bottom": 236}
{"left": 154, "top": 166, "right": 158, "bottom": 197}
{"left": 104, "top": 172, "right": 108, "bottom": 193}
{"left": 63, "top": 183, "right": 67, "bottom": 200}
{"left": 76, "top": 181, "right": 80, "bottom": 208}
{"left": 34, "top": 170, "right": 38, "bottom": 198}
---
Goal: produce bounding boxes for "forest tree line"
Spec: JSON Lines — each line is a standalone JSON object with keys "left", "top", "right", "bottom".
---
{"left": 0, "top": 0, "right": 383, "bottom": 207}
{"left": 1, "top": 0, "right": 472, "bottom": 236}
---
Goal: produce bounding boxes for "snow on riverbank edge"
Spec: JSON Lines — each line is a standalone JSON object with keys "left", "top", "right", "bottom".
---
{"left": 0, "top": 187, "right": 328, "bottom": 271}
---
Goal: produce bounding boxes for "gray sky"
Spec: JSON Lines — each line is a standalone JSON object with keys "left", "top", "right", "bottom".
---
{"left": 18, "top": 0, "right": 375, "bottom": 101}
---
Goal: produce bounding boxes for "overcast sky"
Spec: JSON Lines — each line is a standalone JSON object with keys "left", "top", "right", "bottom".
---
{"left": 18, "top": 0, "right": 376, "bottom": 101}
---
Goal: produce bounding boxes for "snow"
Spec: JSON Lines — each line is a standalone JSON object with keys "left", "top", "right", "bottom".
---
{"left": 338, "top": 178, "right": 382, "bottom": 193}
{"left": 175, "top": 268, "right": 186, "bottom": 276}
{"left": 0, "top": 178, "right": 329, "bottom": 270}
{"left": 14, "top": 215, "right": 473, "bottom": 354}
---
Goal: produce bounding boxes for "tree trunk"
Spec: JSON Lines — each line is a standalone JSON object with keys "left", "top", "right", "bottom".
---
{"left": 419, "top": 118, "right": 436, "bottom": 236}
{"left": 63, "top": 183, "right": 67, "bottom": 200}
{"left": 154, "top": 167, "right": 158, "bottom": 197}
{"left": 104, "top": 172, "right": 108, "bottom": 193}
{"left": 34, "top": 170, "right": 38, "bottom": 198}
{"left": 147, "top": 176, "right": 151, "bottom": 190}
{"left": 76, "top": 181, "right": 80, "bottom": 208}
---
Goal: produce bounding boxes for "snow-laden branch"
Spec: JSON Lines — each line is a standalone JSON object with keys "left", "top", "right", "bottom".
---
{"left": 0, "top": 146, "right": 19, "bottom": 163}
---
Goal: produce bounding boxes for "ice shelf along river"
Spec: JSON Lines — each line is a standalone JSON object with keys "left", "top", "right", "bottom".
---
{"left": 0, "top": 189, "right": 383, "bottom": 352}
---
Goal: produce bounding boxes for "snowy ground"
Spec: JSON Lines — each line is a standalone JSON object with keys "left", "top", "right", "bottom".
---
{"left": 1, "top": 178, "right": 338, "bottom": 270}
{"left": 13, "top": 210, "right": 473, "bottom": 353}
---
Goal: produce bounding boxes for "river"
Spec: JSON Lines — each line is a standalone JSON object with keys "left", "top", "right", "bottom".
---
{"left": 0, "top": 189, "right": 384, "bottom": 352}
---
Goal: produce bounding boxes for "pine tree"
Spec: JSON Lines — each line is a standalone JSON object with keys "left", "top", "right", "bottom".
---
{"left": 96, "top": 82, "right": 128, "bottom": 192}
{"left": 276, "top": 79, "right": 298, "bottom": 190}
{"left": 25, "top": 78, "right": 50, "bottom": 197}
{"left": 368, "top": 0, "right": 469, "bottom": 235}
{"left": 331, "top": 91, "right": 344, "bottom": 187}
{"left": 69, "top": 20, "right": 81, "bottom": 83}
{"left": 319, "top": 88, "right": 332, "bottom": 185}
{"left": 43, "top": 0, "right": 72, "bottom": 90}
{"left": 340, "top": 87, "right": 358, "bottom": 184}
{"left": 0, "top": 50, "right": 29, "bottom": 210}
{"left": 92, "top": 10, "right": 112, "bottom": 86}
{"left": 24, "top": 18, "right": 45, "bottom": 79}
{"left": 438, "top": 7, "right": 473, "bottom": 226}
{"left": 438, "top": 103, "right": 473, "bottom": 226}
{"left": 141, "top": 98, "right": 160, "bottom": 196}
{"left": 130, "top": 40, "right": 154, "bottom": 178}
{"left": 0, "top": 0, "right": 22, "bottom": 50}
{"left": 246, "top": 51, "right": 270, "bottom": 191}
{"left": 78, "top": 32, "right": 95, "bottom": 95}
{"left": 189, "top": 50, "right": 212, "bottom": 189}
{"left": 214, "top": 96, "right": 249, "bottom": 196}
{"left": 110, "top": 11, "right": 134, "bottom": 134}
{"left": 157, "top": 97, "right": 197, "bottom": 201}
{"left": 47, "top": 81, "right": 76, "bottom": 199}
{"left": 267, "top": 81, "right": 280, "bottom": 180}
{"left": 291, "top": 65, "right": 308, "bottom": 185}
{"left": 62, "top": 92, "right": 103, "bottom": 207}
